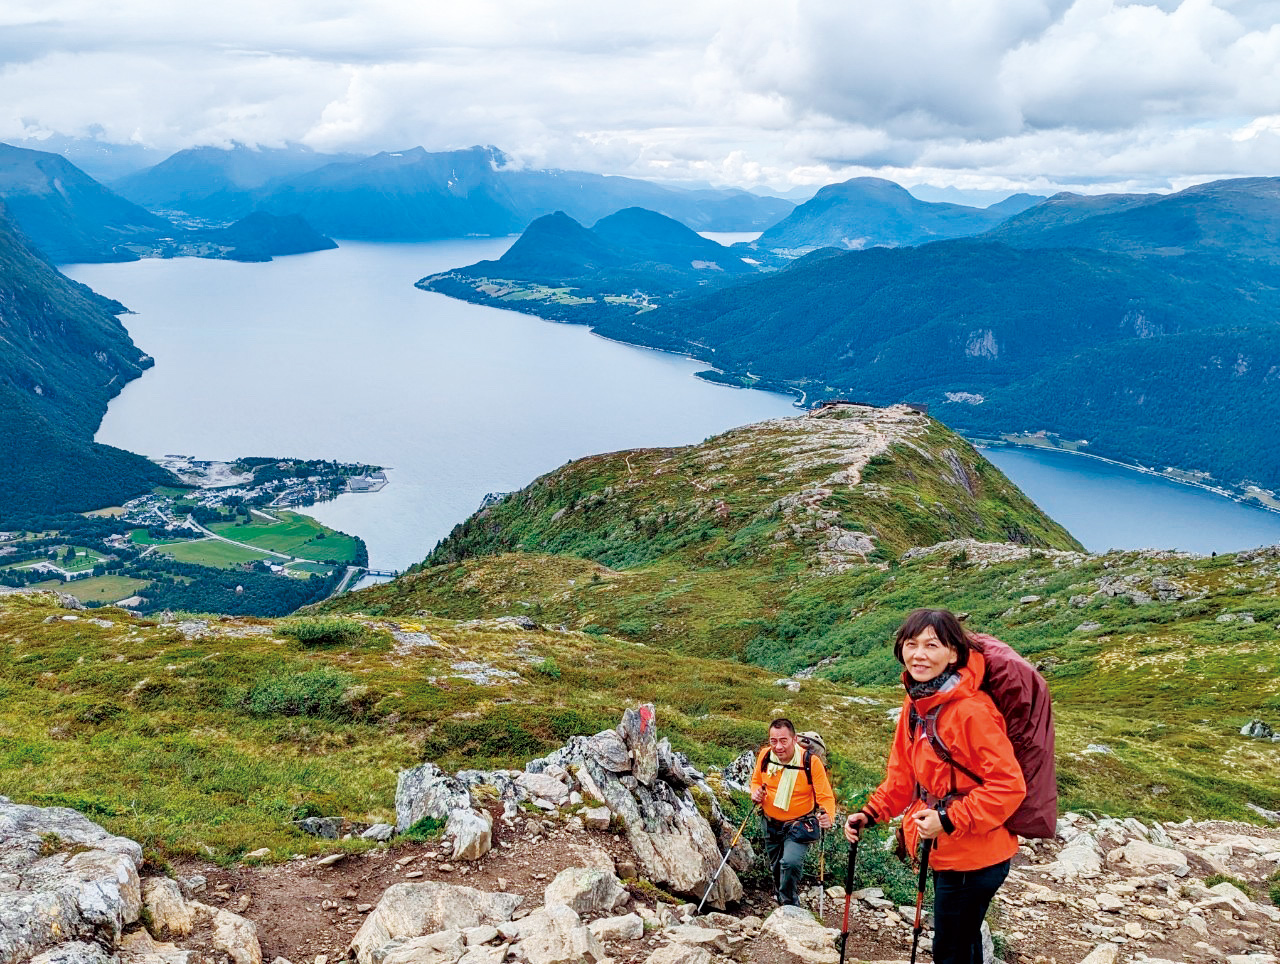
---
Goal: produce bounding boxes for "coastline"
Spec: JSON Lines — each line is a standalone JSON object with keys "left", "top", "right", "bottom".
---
{"left": 970, "top": 435, "right": 1280, "bottom": 518}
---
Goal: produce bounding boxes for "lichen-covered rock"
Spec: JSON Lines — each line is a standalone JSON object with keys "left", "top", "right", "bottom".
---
{"left": 375, "top": 930, "right": 465, "bottom": 964}
{"left": 445, "top": 810, "right": 492, "bottom": 862}
{"left": 508, "top": 905, "right": 605, "bottom": 964}
{"left": 543, "top": 867, "right": 626, "bottom": 915}
{"left": 27, "top": 944, "right": 114, "bottom": 964}
{"left": 0, "top": 800, "right": 144, "bottom": 964}
{"left": 755, "top": 907, "right": 837, "bottom": 964}
{"left": 349, "top": 883, "right": 522, "bottom": 964}
{"left": 142, "top": 878, "right": 194, "bottom": 939}
{"left": 396, "top": 764, "right": 473, "bottom": 834}
{"left": 619, "top": 705, "right": 658, "bottom": 787}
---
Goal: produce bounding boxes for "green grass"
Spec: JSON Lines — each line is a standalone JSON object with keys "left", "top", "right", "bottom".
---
{"left": 59, "top": 574, "right": 151, "bottom": 605}
{"left": 209, "top": 511, "right": 360, "bottom": 564}
{"left": 287, "top": 562, "right": 339, "bottom": 576}
{"left": 130, "top": 529, "right": 189, "bottom": 547}
{"left": 159, "top": 539, "right": 272, "bottom": 568}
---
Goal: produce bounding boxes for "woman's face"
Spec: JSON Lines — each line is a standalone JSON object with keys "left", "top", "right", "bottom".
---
{"left": 902, "top": 626, "right": 958, "bottom": 683}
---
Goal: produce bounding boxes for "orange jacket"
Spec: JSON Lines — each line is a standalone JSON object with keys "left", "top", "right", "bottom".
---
{"left": 750, "top": 746, "right": 838, "bottom": 823}
{"left": 864, "top": 651, "right": 1026, "bottom": 871}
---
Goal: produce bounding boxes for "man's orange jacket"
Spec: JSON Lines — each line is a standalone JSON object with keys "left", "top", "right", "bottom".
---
{"left": 749, "top": 745, "right": 837, "bottom": 823}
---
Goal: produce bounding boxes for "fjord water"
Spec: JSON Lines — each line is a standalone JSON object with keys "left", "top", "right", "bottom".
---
{"left": 73, "top": 239, "right": 797, "bottom": 572}
{"left": 980, "top": 446, "right": 1280, "bottom": 555}
{"left": 72, "top": 240, "right": 1280, "bottom": 569}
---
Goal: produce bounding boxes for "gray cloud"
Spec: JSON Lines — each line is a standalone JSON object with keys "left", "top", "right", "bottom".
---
{"left": 2, "top": 0, "right": 1279, "bottom": 194}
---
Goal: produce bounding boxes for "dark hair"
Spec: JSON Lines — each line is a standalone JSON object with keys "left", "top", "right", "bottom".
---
{"left": 768, "top": 717, "right": 796, "bottom": 734}
{"left": 892, "top": 608, "right": 980, "bottom": 668}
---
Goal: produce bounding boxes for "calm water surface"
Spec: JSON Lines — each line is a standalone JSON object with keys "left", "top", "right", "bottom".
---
{"left": 71, "top": 240, "right": 796, "bottom": 572}
{"left": 981, "top": 446, "right": 1280, "bottom": 554}
{"left": 68, "top": 240, "right": 1280, "bottom": 571}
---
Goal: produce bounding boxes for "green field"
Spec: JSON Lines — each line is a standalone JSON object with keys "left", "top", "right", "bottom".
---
{"left": 287, "top": 562, "right": 338, "bottom": 576}
{"left": 208, "top": 511, "right": 360, "bottom": 563}
{"left": 130, "top": 529, "right": 191, "bottom": 547}
{"left": 50, "top": 574, "right": 151, "bottom": 604}
{"left": 160, "top": 539, "right": 272, "bottom": 568}
{"left": 61, "top": 547, "right": 108, "bottom": 572}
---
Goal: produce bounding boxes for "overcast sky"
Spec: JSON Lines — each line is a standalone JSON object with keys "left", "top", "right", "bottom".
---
{"left": 4, "top": 0, "right": 1280, "bottom": 196}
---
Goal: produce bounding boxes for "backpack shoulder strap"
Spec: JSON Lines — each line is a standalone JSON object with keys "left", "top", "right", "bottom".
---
{"left": 912, "top": 702, "right": 985, "bottom": 787}
{"left": 802, "top": 747, "right": 814, "bottom": 788}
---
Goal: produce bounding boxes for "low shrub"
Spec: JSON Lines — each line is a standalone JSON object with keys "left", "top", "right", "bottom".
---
{"left": 243, "top": 667, "right": 359, "bottom": 719}
{"left": 402, "top": 816, "right": 446, "bottom": 842}
{"left": 278, "top": 617, "right": 366, "bottom": 647}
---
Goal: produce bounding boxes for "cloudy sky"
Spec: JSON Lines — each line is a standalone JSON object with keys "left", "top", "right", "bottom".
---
{"left": 4, "top": 0, "right": 1280, "bottom": 196}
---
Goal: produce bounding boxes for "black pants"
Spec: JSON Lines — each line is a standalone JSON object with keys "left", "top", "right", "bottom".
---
{"left": 931, "top": 858, "right": 1010, "bottom": 964}
{"left": 763, "top": 817, "right": 812, "bottom": 905}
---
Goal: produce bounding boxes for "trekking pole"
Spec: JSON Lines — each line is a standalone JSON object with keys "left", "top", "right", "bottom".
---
{"left": 837, "top": 837, "right": 858, "bottom": 964}
{"left": 696, "top": 805, "right": 757, "bottom": 915}
{"left": 818, "top": 828, "right": 826, "bottom": 919}
{"left": 909, "top": 838, "right": 933, "bottom": 964}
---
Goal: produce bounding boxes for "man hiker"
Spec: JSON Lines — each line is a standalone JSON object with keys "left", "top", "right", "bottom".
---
{"left": 750, "top": 717, "right": 836, "bottom": 906}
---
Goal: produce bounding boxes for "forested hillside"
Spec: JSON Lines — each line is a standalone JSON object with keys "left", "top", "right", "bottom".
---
{"left": 0, "top": 207, "right": 171, "bottom": 517}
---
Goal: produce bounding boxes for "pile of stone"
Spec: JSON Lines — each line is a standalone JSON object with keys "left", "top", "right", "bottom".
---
{"left": 988, "top": 811, "right": 1280, "bottom": 963}
{"left": 346, "top": 864, "right": 835, "bottom": 964}
{"left": 394, "top": 705, "right": 751, "bottom": 909}
{"left": 0, "top": 797, "right": 262, "bottom": 964}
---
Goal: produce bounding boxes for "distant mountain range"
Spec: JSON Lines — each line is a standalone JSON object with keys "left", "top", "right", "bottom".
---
{"left": 0, "top": 143, "right": 171, "bottom": 263}
{"left": 420, "top": 175, "right": 1280, "bottom": 492}
{"left": 111, "top": 143, "right": 361, "bottom": 221}
{"left": 112, "top": 144, "right": 795, "bottom": 237}
{"left": 0, "top": 205, "right": 172, "bottom": 519}
{"left": 985, "top": 177, "right": 1280, "bottom": 261}
{"left": 0, "top": 143, "right": 337, "bottom": 264}
{"left": 747, "top": 177, "right": 1044, "bottom": 254}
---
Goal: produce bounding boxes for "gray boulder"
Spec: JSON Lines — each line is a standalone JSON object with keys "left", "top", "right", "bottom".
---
{"left": 583, "top": 731, "right": 631, "bottom": 773}
{"left": 445, "top": 810, "right": 492, "bottom": 862}
{"left": 396, "top": 764, "right": 473, "bottom": 834}
{"left": 349, "top": 883, "right": 522, "bottom": 964}
{"left": 294, "top": 817, "right": 342, "bottom": 839}
{"left": 756, "top": 906, "right": 838, "bottom": 964}
{"left": 509, "top": 905, "right": 605, "bottom": 964}
{"left": 361, "top": 824, "right": 395, "bottom": 842}
{"left": 588, "top": 914, "right": 644, "bottom": 942}
{"left": 0, "top": 800, "right": 144, "bottom": 964}
{"left": 543, "top": 867, "right": 626, "bottom": 915}
{"left": 515, "top": 773, "right": 570, "bottom": 807}
{"left": 27, "top": 944, "right": 113, "bottom": 964}
{"left": 375, "top": 931, "right": 465, "bottom": 964}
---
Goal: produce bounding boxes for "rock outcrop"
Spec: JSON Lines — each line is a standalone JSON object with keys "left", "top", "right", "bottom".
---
{"left": 0, "top": 798, "right": 260, "bottom": 964}
{"left": 394, "top": 705, "right": 748, "bottom": 909}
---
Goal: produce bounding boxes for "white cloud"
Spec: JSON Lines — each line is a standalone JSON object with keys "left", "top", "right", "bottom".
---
{"left": 2, "top": 0, "right": 1280, "bottom": 192}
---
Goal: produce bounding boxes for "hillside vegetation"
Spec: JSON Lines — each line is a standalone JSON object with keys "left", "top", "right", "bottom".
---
{"left": 4, "top": 405, "right": 1278, "bottom": 865}
{"left": 0, "top": 208, "right": 172, "bottom": 518}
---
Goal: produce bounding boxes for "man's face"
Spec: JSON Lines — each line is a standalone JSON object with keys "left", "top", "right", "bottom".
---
{"left": 768, "top": 726, "right": 795, "bottom": 759}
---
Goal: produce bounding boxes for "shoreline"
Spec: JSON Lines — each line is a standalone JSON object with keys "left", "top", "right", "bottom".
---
{"left": 424, "top": 278, "right": 1280, "bottom": 521}
{"left": 970, "top": 436, "right": 1280, "bottom": 517}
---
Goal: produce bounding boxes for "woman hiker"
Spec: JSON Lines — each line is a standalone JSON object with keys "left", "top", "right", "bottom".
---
{"left": 750, "top": 718, "right": 836, "bottom": 906}
{"left": 843, "top": 609, "right": 1026, "bottom": 963}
